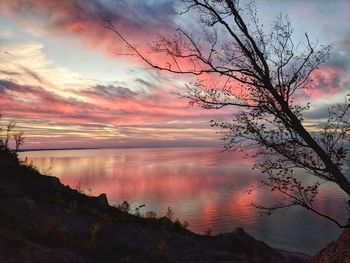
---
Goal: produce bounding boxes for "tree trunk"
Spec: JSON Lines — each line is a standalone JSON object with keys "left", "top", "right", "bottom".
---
{"left": 275, "top": 92, "right": 350, "bottom": 197}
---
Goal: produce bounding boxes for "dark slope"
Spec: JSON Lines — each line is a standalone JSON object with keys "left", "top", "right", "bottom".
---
{"left": 0, "top": 150, "right": 309, "bottom": 263}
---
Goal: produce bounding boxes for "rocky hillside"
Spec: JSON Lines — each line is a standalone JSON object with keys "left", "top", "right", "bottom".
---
{"left": 0, "top": 150, "right": 309, "bottom": 263}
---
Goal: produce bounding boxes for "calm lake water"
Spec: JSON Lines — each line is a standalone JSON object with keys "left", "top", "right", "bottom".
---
{"left": 19, "top": 147, "right": 348, "bottom": 254}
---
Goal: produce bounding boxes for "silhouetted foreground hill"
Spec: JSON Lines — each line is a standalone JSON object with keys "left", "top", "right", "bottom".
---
{"left": 0, "top": 150, "right": 309, "bottom": 263}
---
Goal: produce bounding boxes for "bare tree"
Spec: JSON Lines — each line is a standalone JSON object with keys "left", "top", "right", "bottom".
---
{"left": 0, "top": 115, "right": 3, "bottom": 150}
{"left": 4, "top": 121, "right": 16, "bottom": 150}
{"left": 0, "top": 115, "right": 25, "bottom": 153}
{"left": 14, "top": 131, "right": 25, "bottom": 153}
{"left": 105, "top": 0, "right": 350, "bottom": 227}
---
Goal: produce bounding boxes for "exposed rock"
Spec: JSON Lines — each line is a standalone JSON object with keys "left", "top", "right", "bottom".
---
{"left": 96, "top": 193, "right": 109, "bottom": 207}
{"left": 50, "top": 176, "right": 61, "bottom": 188}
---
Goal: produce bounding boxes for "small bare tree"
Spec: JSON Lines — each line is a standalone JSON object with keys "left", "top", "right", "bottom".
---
{"left": 14, "top": 131, "right": 25, "bottom": 153}
{"left": 0, "top": 115, "right": 25, "bottom": 153}
{"left": 4, "top": 121, "right": 16, "bottom": 150}
{"left": 105, "top": 0, "right": 350, "bottom": 227}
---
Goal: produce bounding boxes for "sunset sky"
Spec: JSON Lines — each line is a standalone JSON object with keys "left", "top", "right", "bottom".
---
{"left": 0, "top": 0, "right": 349, "bottom": 149}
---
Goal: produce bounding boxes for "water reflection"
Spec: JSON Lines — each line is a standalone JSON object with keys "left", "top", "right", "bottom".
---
{"left": 20, "top": 147, "right": 347, "bottom": 254}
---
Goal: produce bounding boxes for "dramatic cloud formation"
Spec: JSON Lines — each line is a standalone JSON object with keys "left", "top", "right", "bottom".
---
{"left": 0, "top": 76, "right": 230, "bottom": 148}
{"left": 0, "top": 0, "right": 349, "bottom": 149}
{"left": 0, "top": 0, "right": 176, "bottom": 60}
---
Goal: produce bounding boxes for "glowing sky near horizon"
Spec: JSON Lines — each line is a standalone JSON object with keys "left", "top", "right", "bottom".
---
{"left": 0, "top": 0, "right": 349, "bottom": 149}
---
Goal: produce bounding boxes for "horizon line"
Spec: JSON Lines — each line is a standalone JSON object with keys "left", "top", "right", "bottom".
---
{"left": 18, "top": 144, "right": 222, "bottom": 152}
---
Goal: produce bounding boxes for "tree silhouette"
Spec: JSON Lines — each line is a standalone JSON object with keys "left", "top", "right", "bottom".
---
{"left": 105, "top": 0, "right": 350, "bottom": 227}
{"left": 0, "top": 115, "right": 24, "bottom": 153}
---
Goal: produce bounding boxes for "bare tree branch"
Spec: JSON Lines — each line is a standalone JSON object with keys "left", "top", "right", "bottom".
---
{"left": 105, "top": 0, "right": 350, "bottom": 227}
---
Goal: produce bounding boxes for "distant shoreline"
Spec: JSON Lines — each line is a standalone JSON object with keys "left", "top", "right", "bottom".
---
{"left": 18, "top": 145, "right": 221, "bottom": 152}
{"left": 18, "top": 147, "right": 101, "bottom": 152}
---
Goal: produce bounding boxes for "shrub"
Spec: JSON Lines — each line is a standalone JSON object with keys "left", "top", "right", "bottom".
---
{"left": 117, "top": 200, "right": 131, "bottom": 213}
{"left": 165, "top": 207, "right": 174, "bottom": 221}
{"left": 145, "top": 210, "right": 157, "bottom": 219}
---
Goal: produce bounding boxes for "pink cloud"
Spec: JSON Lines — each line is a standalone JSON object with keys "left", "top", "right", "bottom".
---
{"left": 0, "top": 79, "right": 230, "bottom": 129}
{"left": 0, "top": 78, "right": 232, "bottom": 148}
{"left": 0, "top": 0, "right": 227, "bottom": 75}
{"left": 304, "top": 66, "right": 346, "bottom": 99}
{"left": 0, "top": 0, "right": 176, "bottom": 63}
